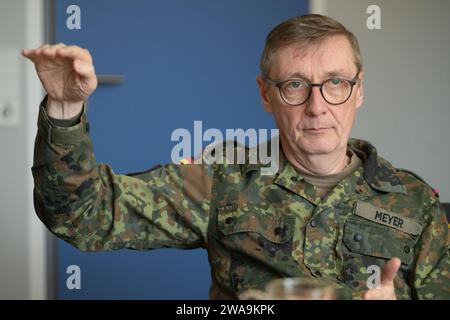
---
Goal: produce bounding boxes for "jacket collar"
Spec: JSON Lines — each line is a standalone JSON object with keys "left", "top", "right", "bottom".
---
{"left": 347, "top": 138, "right": 406, "bottom": 194}
{"left": 243, "top": 138, "right": 406, "bottom": 195}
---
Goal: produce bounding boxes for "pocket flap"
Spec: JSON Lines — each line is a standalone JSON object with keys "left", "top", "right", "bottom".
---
{"left": 343, "top": 217, "right": 417, "bottom": 265}
{"left": 218, "top": 204, "right": 294, "bottom": 243}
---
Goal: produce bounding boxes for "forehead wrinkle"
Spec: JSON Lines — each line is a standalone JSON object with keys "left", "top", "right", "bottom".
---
{"left": 273, "top": 35, "right": 357, "bottom": 80}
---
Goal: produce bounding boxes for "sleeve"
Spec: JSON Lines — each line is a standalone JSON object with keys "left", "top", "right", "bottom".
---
{"left": 410, "top": 199, "right": 450, "bottom": 299}
{"left": 32, "top": 97, "right": 213, "bottom": 252}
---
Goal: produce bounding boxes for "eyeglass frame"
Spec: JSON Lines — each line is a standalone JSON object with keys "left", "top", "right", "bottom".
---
{"left": 265, "top": 73, "right": 360, "bottom": 106}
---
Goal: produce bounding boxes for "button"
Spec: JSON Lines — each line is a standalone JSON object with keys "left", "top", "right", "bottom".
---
{"left": 225, "top": 217, "right": 234, "bottom": 224}
{"left": 404, "top": 246, "right": 410, "bottom": 254}
{"left": 314, "top": 270, "right": 322, "bottom": 277}
{"left": 290, "top": 176, "right": 298, "bottom": 182}
{"left": 274, "top": 226, "right": 284, "bottom": 235}
{"left": 269, "top": 247, "right": 277, "bottom": 257}
{"left": 351, "top": 281, "right": 360, "bottom": 288}
{"left": 353, "top": 233, "right": 363, "bottom": 242}
{"left": 309, "top": 220, "right": 317, "bottom": 228}
{"left": 345, "top": 265, "right": 354, "bottom": 276}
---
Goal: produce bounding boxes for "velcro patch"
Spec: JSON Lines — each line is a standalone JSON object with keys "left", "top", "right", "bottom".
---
{"left": 354, "top": 201, "right": 422, "bottom": 235}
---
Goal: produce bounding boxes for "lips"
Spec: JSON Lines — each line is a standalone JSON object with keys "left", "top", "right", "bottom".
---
{"left": 303, "top": 127, "right": 330, "bottom": 133}
{"left": 304, "top": 127, "right": 329, "bottom": 130}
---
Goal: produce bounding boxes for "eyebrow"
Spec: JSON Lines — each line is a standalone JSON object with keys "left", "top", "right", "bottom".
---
{"left": 283, "top": 69, "right": 353, "bottom": 80}
{"left": 284, "top": 72, "right": 308, "bottom": 79}
{"left": 324, "top": 69, "right": 352, "bottom": 78}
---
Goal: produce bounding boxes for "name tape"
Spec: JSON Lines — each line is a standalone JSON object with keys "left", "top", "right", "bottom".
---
{"left": 354, "top": 201, "right": 422, "bottom": 235}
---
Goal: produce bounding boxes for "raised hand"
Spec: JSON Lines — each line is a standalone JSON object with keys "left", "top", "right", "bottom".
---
{"left": 22, "top": 44, "right": 97, "bottom": 119}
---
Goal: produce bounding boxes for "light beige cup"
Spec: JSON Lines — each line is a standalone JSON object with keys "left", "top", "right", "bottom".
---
{"left": 240, "top": 277, "right": 336, "bottom": 300}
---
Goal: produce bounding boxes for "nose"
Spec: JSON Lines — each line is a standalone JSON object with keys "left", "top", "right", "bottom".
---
{"left": 304, "top": 86, "right": 328, "bottom": 116}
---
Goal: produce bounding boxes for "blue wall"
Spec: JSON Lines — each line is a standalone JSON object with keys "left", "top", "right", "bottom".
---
{"left": 55, "top": 0, "right": 308, "bottom": 299}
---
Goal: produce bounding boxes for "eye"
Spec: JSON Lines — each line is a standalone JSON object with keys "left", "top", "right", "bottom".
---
{"left": 329, "top": 78, "right": 342, "bottom": 86}
{"left": 288, "top": 80, "right": 305, "bottom": 89}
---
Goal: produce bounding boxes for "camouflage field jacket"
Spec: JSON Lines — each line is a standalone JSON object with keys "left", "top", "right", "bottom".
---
{"left": 32, "top": 102, "right": 450, "bottom": 299}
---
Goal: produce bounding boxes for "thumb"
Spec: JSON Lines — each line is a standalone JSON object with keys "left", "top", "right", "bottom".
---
{"left": 73, "top": 59, "right": 95, "bottom": 77}
{"left": 381, "top": 257, "right": 401, "bottom": 286}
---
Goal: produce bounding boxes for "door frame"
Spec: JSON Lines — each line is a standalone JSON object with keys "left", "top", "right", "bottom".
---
{"left": 25, "top": 0, "right": 57, "bottom": 300}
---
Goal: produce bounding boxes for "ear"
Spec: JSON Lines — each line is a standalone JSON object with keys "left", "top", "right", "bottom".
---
{"left": 355, "top": 71, "right": 364, "bottom": 109}
{"left": 256, "top": 75, "right": 273, "bottom": 113}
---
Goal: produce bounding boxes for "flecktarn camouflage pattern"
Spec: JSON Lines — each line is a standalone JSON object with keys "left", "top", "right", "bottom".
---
{"left": 32, "top": 100, "right": 449, "bottom": 299}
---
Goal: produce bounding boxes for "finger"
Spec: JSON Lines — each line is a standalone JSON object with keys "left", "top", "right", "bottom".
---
{"left": 363, "top": 290, "right": 376, "bottom": 300}
{"left": 22, "top": 43, "right": 45, "bottom": 57}
{"left": 381, "top": 257, "right": 401, "bottom": 286}
{"left": 22, "top": 43, "right": 52, "bottom": 59}
{"left": 363, "top": 284, "right": 397, "bottom": 300}
{"left": 22, "top": 43, "right": 66, "bottom": 62}
{"left": 21, "top": 48, "right": 35, "bottom": 59}
{"left": 363, "top": 288, "right": 394, "bottom": 300}
{"left": 56, "top": 45, "right": 92, "bottom": 63}
{"left": 34, "top": 44, "right": 52, "bottom": 56}
{"left": 41, "top": 43, "right": 67, "bottom": 59}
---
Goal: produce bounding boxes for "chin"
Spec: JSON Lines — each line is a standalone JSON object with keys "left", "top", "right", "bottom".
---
{"left": 298, "top": 139, "right": 338, "bottom": 155}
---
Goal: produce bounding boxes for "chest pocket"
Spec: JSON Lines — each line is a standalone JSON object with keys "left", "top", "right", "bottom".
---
{"left": 343, "top": 216, "right": 418, "bottom": 265}
{"left": 217, "top": 204, "right": 294, "bottom": 244}
{"left": 216, "top": 204, "right": 298, "bottom": 294}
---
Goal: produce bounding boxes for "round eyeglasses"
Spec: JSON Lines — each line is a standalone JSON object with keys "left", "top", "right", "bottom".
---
{"left": 265, "top": 74, "right": 359, "bottom": 106}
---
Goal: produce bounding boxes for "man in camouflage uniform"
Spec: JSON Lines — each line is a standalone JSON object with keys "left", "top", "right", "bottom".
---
{"left": 23, "top": 14, "right": 449, "bottom": 299}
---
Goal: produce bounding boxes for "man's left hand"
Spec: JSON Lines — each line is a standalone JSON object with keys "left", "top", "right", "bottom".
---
{"left": 363, "top": 257, "right": 401, "bottom": 300}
